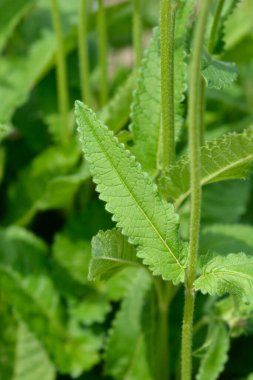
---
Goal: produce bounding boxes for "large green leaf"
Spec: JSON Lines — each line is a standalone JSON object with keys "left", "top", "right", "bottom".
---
{"left": 75, "top": 102, "right": 187, "bottom": 284}
{"left": 105, "top": 269, "right": 152, "bottom": 380}
{"left": 161, "top": 129, "right": 253, "bottom": 207}
{"left": 0, "top": 226, "right": 102, "bottom": 376}
{"left": 89, "top": 228, "right": 141, "bottom": 280}
{"left": 195, "top": 253, "right": 253, "bottom": 303}
{"left": 196, "top": 323, "right": 229, "bottom": 380}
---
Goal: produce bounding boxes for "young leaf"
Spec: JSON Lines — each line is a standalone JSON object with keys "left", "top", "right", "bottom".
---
{"left": 196, "top": 322, "right": 230, "bottom": 380}
{"left": 202, "top": 51, "right": 238, "bottom": 90}
{"left": 195, "top": 253, "right": 253, "bottom": 303}
{"left": 161, "top": 129, "right": 253, "bottom": 206}
{"left": 75, "top": 101, "right": 187, "bottom": 284}
{"left": 89, "top": 228, "right": 141, "bottom": 280}
{"left": 105, "top": 269, "right": 152, "bottom": 380}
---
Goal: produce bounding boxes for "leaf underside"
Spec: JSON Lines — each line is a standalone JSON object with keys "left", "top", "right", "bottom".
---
{"left": 89, "top": 228, "right": 141, "bottom": 281}
{"left": 75, "top": 101, "right": 187, "bottom": 284}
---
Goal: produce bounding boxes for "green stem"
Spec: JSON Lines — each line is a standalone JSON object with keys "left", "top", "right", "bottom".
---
{"left": 160, "top": 0, "right": 177, "bottom": 171}
{"left": 208, "top": 0, "right": 226, "bottom": 53}
{"left": 50, "top": 0, "right": 70, "bottom": 145}
{"left": 199, "top": 77, "right": 206, "bottom": 146}
{"left": 97, "top": 0, "right": 108, "bottom": 106}
{"left": 181, "top": 2, "right": 212, "bottom": 380}
{"left": 133, "top": 0, "right": 142, "bottom": 72}
{"left": 78, "top": 0, "right": 92, "bottom": 105}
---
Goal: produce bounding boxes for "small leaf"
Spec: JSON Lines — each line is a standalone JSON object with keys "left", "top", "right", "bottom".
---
{"left": 195, "top": 253, "right": 253, "bottom": 303}
{"left": 105, "top": 269, "right": 152, "bottom": 380}
{"left": 196, "top": 323, "right": 229, "bottom": 380}
{"left": 202, "top": 51, "right": 237, "bottom": 89}
{"left": 75, "top": 101, "right": 187, "bottom": 284}
{"left": 161, "top": 129, "right": 253, "bottom": 206}
{"left": 89, "top": 228, "right": 141, "bottom": 280}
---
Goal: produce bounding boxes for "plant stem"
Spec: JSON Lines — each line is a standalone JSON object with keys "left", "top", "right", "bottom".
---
{"left": 160, "top": 0, "right": 177, "bottom": 170}
{"left": 97, "top": 0, "right": 108, "bottom": 106}
{"left": 78, "top": 0, "right": 92, "bottom": 106}
{"left": 50, "top": 0, "right": 70, "bottom": 145}
{"left": 133, "top": 0, "right": 142, "bottom": 72}
{"left": 208, "top": 0, "right": 225, "bottom": 54}
{"left": 181, "top": 2, "right": 212, "bottom": 380}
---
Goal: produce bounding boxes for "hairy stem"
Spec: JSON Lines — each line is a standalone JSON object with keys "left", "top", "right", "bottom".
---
{"left": 133, "top": 0, "right": 142, "bottom": 72}
{"left": 78, "top": 0, "right": 92, "bottom": 105}
{"left": 160, "top": 0, "right": 177, "bottom": 170}
{"left": 50, "top": 0, "right": 70, "bottom": 145}
{"left": 97, "top": 0, "right": 108, "bottom": 106}
{"left": 181, "top": 2, "right": 212, "bottom": 380}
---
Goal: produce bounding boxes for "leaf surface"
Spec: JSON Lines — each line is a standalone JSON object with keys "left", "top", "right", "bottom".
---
{"left": 195, "top": 253, "right": 253, "bottom": 303}
{"left": 202, "top": 52, "right": 237, "bottom": 89}
{"left": 75, "top": 102, "right": 187, "bottom": 283}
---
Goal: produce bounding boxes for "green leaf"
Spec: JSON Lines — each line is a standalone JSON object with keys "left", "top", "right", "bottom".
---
{"left": 75, "top": 101, "right": 187, "bottom": 284}
{"left": 202, "top": 52, "right": 238, "bottom": 89}
{"left": 0, "top": 0, "right": 36, "bottom": 51}
{"left": 161, "top": 129, "right": 253, "bottom": 206}
{"left": 196, "top": 323, "right": 229, "bottom": 380}
{"left": 201, "top": 224, "right": 253, "bottom": 255}
{"left": 105, "top": 269, "right": 152, "bottom": 380}
{"left": 99, "top": 73, "right": 134, "bottom": 133}
{"left": 89, "top": 228, "right": 141, "bottom": 280}
{"left": 11, "top": 323, "right": 56, "bottom": 380}
{"left": 6, "top": 144, "right": 82, "bottom": 225}
{"left": 0, "top": 226, "right": 102, "bottom": 376}
{"left": 195, "top": 253, "right": 253, "bottom": 303}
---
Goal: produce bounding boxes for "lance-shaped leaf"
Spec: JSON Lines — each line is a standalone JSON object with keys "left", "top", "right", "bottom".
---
{"left": 196, "top": 323, "right": 229, "bottom": 380}
{"left": 89, "top": 229, "right": 141, "bottom": 280}
{"left": 195, "top": 253, "right": 253, "bottom": 303}
{"left": 202, "top": 51, "right": 237, "bottom": 89}
{"left": 105, "top": 269, "right": 152, "bottom": 380}
{"left": 161, "top": 129, "right": 253, "bottom": 206}
{"left": 75, "top": 101, "right": 187, "bottom": 284}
